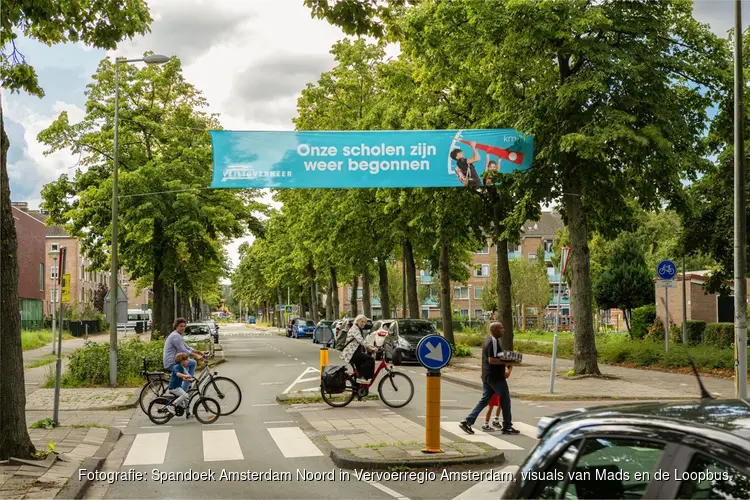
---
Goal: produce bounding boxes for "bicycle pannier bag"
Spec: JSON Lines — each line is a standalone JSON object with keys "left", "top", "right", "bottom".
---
{"left": 322, "top": 365, "right": 348, "bottom": 393}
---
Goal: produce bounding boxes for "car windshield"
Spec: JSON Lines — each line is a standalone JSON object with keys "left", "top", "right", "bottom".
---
{"left": 184, "top": 325, "right": 207, "bottom": 336}
{"left": 398, "top": 321, "right": 437, "bottom": 340}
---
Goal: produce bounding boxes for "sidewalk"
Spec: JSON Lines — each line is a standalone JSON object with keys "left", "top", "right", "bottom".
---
{"left": 0, "top": 410, "right": 133, "bottom": 500}
{"left": 443, "top": 348, "right": 736, "bottom": 400}
{"left": 289, "top": 402, "right": 503, "bottom": 469}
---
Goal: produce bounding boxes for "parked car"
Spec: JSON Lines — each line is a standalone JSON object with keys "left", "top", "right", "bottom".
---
{"left": 126, "top": 309, "right": 148, "bottom": 332}
{"left": 365, "top": 319, "right": 395, "bottom": 359}
{"left": 247, "top": 316, "right": 256, "bottom": 324}
{"left": 383, "top": 319, "right": 439, "bottom": 365}
{"left": 502, "top": 398, "right": 750, "bottom": 499}
{"left": 313, "top": 320, "right": 334, "bottom": 344}
{"left": 202, "top": 320, "right": 219, "bottom": 344}
{"left": 291, "top": 318, "right": 316, "bottom": 339}
{"left": 183, "top": 323, "right": 213, "bottom": 354}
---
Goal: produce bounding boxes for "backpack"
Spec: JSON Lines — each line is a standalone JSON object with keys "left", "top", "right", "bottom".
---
{"left": 321, "top": 365, "right": 348, "bottom": 393}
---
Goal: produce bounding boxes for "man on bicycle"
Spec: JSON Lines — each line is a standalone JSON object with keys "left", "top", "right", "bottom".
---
{"left": 163, "top": 317, "right": 204, "bottom": 391}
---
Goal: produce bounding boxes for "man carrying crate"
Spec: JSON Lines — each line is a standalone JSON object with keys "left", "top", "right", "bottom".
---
{"left": 459, "top": 322, "right": 520, "bottom": 436}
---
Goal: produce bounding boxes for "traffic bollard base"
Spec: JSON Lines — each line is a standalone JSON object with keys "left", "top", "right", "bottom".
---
{"left": 421, "top": 448, "right": 444, "bottom": 454}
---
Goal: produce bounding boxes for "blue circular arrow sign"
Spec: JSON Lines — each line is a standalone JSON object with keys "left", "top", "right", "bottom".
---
{"left": 416, "top": 335, "right": 452, "bottom": 371}
{"left": 657, "top": 259, "right": 677, "bottom": 280}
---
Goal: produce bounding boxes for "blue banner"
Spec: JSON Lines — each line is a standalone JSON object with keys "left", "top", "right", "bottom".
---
{"left": 210, "top": 129, "right": 533, "bottom": 189}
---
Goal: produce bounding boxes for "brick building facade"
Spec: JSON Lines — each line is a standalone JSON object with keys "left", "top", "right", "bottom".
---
{"left": 12, "top": 204, "right": 46, "bottom": 328}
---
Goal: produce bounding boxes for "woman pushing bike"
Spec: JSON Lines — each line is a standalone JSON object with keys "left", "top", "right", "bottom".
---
{"left": 340, "top": 315, "right": 378, "bottom": 385}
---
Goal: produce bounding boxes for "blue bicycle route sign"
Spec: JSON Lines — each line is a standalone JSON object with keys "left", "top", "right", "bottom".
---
{"left": 417, "top": 335, "right": 452, "bottom": 371}
{"left": 657, "top": 260, "right": 677, "bottom": 280}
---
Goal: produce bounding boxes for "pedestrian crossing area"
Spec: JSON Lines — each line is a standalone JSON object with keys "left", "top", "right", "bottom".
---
{"left": 440, "top": 420, "right": 539, "bottom": 451}
{"left": 121, "top": 426, "right": 324, "bottom": 466}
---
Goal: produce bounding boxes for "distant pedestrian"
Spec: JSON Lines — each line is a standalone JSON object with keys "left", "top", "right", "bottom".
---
{"left": 460, "top": 322, "right": 519, "bottom": 435}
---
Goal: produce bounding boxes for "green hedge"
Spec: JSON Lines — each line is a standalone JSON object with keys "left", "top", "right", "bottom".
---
{"left": 704, "top": 323, "right": 734, "bottom": 349}
{"left": 63, "top": 338, "right": 166, "bottom": 386}
{"left": 630, "top": 305, "right": 656, "bottom": 340}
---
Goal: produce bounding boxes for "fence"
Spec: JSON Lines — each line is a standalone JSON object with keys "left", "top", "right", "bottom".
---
{"left": 39, "top": 319, "right": 105, "bottom": 336}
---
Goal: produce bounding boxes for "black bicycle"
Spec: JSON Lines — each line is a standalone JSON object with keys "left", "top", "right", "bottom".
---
{"left": 147, "top": 386, "right": 221, "bottom": 425}
{"left": 139, "top": 352, "right": 242, "bottom": 416}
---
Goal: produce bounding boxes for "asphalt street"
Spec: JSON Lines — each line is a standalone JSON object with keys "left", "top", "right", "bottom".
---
{"left": 98, "top": 323, "right": 624, "bottom": 499}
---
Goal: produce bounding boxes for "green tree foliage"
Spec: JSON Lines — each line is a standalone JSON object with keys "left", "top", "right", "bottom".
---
{"left": 0, "top": 0, "right": 153, "bottom": 463}
{"left": 509, "top": 258, "right": 552, "bottom": 329}
{"left": 38, "top": 57, "right": 264, "bottom": 338}
{"left": 594, "top": 233, "right": 655, "bottom": 333}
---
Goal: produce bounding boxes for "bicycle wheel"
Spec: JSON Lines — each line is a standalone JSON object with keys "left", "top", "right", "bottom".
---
{"left": 139, "top": 377, "right": 168, "bottom": 414}
{"left": 320, "top": 377, "right": 356, "bottom": 408}
{"left": 378, "top": 372, "right": 414, "bottom": 408}
{"left": 147, "top": 398, "right": 174, "bottom": 425}
{"left": 193, "top": 397, "right": 221, "bottom": 424}
{"left": 200, "top": 376, "right": 242, "bottom": 416}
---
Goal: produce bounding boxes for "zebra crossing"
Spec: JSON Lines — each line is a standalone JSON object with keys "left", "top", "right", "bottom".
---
{"left": 121, "top": 426, "right": 324, "bottom": 466}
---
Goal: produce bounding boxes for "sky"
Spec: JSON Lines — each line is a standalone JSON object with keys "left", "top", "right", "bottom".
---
{"left": 2, "top": 0, "right": 747, "bottom": 273}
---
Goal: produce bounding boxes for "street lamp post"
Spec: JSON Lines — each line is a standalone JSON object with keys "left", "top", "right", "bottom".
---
{"left": 468, "top": 284, "right": 473, "bottom": 327}
{"left": 50, "top": 250, "right": 59, "bottom": 355}
{"left": 109, "top": 54, "right": 171, "bottom": 387}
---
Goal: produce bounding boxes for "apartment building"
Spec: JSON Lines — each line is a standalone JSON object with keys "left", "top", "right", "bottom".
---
{"left": 12, "top": 204, "right": 46, "bottom": 328}
{"left": 21, "top": 205, "right": 132, "bottom": 315}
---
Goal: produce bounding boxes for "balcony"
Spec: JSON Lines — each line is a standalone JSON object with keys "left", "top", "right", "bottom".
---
{"left": 508, "top": 250, "right": 521, "bottom": 260}
{"left": 549, "top": 294, "right": 570, "bottom": 306}
{"left": 548, "top": 272, "right": 562, "bottom": 283}
{"left": 420, "top": 273, "right": 433, "bottom": 285}
{"left": 544, "top": 251, "right": 554, "bottom": 261}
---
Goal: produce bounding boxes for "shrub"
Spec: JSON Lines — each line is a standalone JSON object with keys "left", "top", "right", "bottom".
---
{"left": 644, "top": 318, "right": 667, "bottom": 342}
{"left": 704, "top": 323, "right": 734, "bottom": 348}
{"left": 451, "top": 343, "right": 473, "bottom": 357}
{"left": 630, "top": 305, "right": 656, "bottom": 340}
{"left": 453, "top": 332, "right": 485, "bottom": 347}
{"left": 64, "top": 338, "right": 165, "bottom": 386}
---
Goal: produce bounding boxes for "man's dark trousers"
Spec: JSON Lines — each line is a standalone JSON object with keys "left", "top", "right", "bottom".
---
{"left": 465, "top": 376, "right": 512, "bottom": 428}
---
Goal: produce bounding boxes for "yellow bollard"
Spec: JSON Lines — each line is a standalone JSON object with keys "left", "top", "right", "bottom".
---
{"left": 423, "top": 370, "right": 443, "bottom": 453}
{"left": 320, "top": 347, "right": 328, "bottom": 382}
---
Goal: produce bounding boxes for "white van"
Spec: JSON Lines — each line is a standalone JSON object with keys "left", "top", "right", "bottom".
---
{"left": 127, "top": 309, "right": 148, "bottom": 332}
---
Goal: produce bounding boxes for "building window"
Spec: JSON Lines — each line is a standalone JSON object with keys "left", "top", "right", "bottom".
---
{"left": 454, "top": 287, "right": 469, "bottom": 300}
{"left": 528, "top": 253, "right": 537, "bottom": 262}
{"left": 544, "top": 240, "right": 553, "bottom": 252}
{"left": 475, "top": 264, "right": 490, "bottom": 277}
{"left": 40, "top": 264, "right": 44, "bottom": 291}
{"left": 347, "top": 287, "right": 363, "bottom": 300}
{"left": 50, "top": 289, "right": 58, "bottom": 303}
{"left": 475, "top": 309, "right": 483, "bottom": 319}
{"left": 508, "top": 244, "right": 521, "bottom": 253}
{"left": 51, "top": 242, "right": 59, "bottom": 252}
{"left": 459, "top": 309, "right": 469, "bottom": 317}
{"left": 475, "top": 247, "right": 489, "bottom": 255}
{"left": 81, "top": 265, "right": 85, "bottom": 281}
{"left": 50, "top": 264, "right": 58, "bottom": 279}
{"left": 474, "top": 286, "right": 484, "bottom": 299}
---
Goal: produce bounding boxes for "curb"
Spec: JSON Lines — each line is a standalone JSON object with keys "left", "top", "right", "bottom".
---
{"left": 441, "top": 373, "right": 698, "bottom": 401}
{"left": 56, "top": 428, "right": 122, "bottom": 499}
{"left": 330, "top": 448, "right": 506, "bottom": 471}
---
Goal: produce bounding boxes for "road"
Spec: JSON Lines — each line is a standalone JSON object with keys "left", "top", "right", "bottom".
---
{"left": 94, "top": 323, "right": 628, "bottom": 500}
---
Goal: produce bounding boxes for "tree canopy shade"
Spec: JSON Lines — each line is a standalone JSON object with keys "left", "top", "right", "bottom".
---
{"left": 38, "top": 57, "right": 265, "bottom": 338}
{"left": 1, "top": 0, "right": 153, "bottom": 462}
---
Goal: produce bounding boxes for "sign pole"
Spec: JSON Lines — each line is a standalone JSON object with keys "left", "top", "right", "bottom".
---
{"left": 665, "top": 287, "right": 669, "bottom": 353}
{"left": 416, "top": 334, "right": 452, "bottom": 454}
{"left": 424, "top": 369, "right": 442, "bottom": 453}
{"left": 53, "top": 247, "right": 67, "bottom": 425}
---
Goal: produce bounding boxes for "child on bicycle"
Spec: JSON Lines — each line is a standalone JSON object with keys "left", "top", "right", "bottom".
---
{"left": 168, "top": 352, "right": 194, "bottom": 419}
{"left": 482, "top": 365, "right": 512, "bottom": 432}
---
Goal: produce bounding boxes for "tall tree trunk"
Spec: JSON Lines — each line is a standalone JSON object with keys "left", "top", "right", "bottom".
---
{"left": 262, "top": 300, "right": 267, "bottom": 324}
{"left": 330, "top": 266, "right": 340, "bottom": 318}
{"left": 0, "top": 113, "right": 36, "bottom": 459}
{"left": 350, "top": 275, "right": 359, "bottom": 317}
{"left": 362, "top": 266, "right": 372, "bottom": 318}
{"left": 496, "top": 238, "right": 514, "bottom": 351}
{"left": 277, "top": 288, "right": 284, "bottom": 328}
{"left": 403, "top": 240, "right": 419, "bottom": 319}
{"left": 439, "top": 242, "right": 455, "bottom": 345}
{"left": 564, "top": 175, "right": 600, "bottom": 375}
{"left": 151, "top": 222, "right": 171, "bottom": 339}
{"left": 308, "top": 262, "right": 319, "bottom": 322}
{"left": 377, "top": 257, "right": 390, "bottom": 320}
{"left": 299, "top": 287, "right": 305, "bottom": 318}
{"left": 326, "top": 273, "right": 333, "bottom": 320}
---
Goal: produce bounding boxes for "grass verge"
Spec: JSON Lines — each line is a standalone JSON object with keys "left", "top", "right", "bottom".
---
{"left": 25, "top": 355, "right": 56, "bottom": 369}
{"left": 22, "top": 330, "right": 74, "bottom": 351}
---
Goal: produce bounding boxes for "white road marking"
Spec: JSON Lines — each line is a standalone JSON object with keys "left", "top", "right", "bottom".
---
{"left": 512, "top": 422, "right": 539, "bottom": 439}
{"left": 294, "top": 358, "right": 298, "bottom": 361}
{"left": 252, "top": 403, "right": 278, "bottom": 407}
{"left": 203, "top": 429, "right": 244, "bottom": 462}
{"left": 366, "top": 480, "right": 411, "bottom": 500}
{"left": 275, "top": 363, "right": 304, "bottom": 367}
{"left": 140, "top": 426, "right": 171, "bottom": 429}
{"left": 441, "top": 400, "right": 458, "bottom": 403}
{"left": 440, "top": 422, "right": 523, "bottom": 450}
{"left": 451, "top": 465, "right": 519, "bottom": 500}
{"left": 210, "top": 422, "right": 234, "bottom": 426}
{"left": 263, "top": 420, "right": 294, "bottom": 424}
{"left": 282, "top": 366, "right": 321, "bottom": 394}
{"left": 417, "top": 416, "right": 448, "bottom": 419}
{"left": 123, "top": 433, "right": 169, "bottom": 465}
{"left": 267, "top": 427, "right": 324, "bottom": 458}
{"left": 260, "top": 382, "right": 284, "bottom": 386}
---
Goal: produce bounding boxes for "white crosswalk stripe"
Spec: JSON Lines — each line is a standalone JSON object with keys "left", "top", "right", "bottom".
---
{"left": 441, "top": 422, "right": 525, "bottom": 450}
{"left": 452, "top": 465, "right": 519, "bottom": 500}
{"left": 512, "top": 421, "right": 540, "bottom": 439}
{"left": 122, "top": 427, "right": 324, "bottom": 466}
